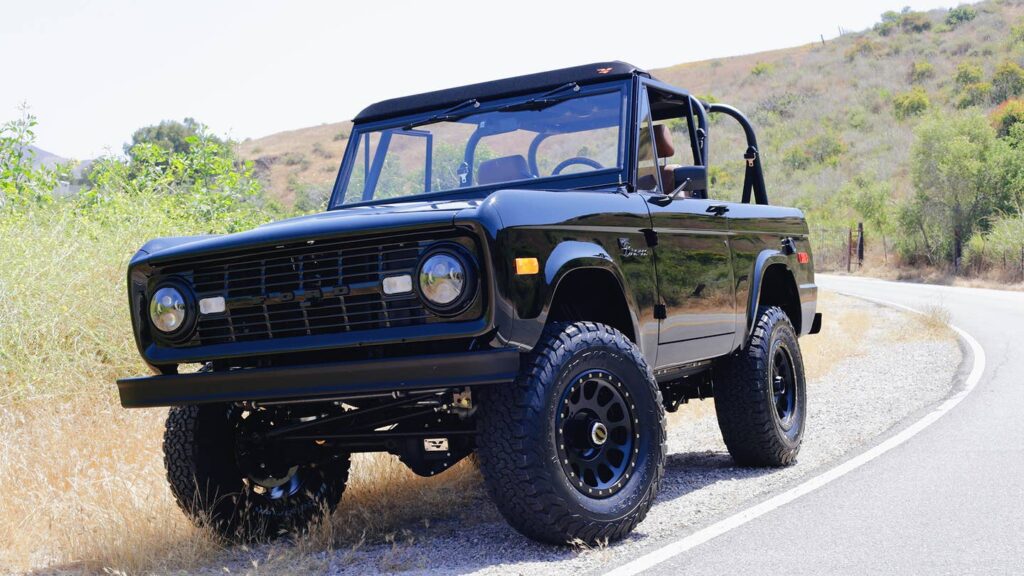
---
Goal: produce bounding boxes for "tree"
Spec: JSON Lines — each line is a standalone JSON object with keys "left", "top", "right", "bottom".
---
{"left": 946, "top": 5, "right": 977, "bottom": 28}
{"left": 990, "top": 99, "right": 1024, "bottom": 138}
{"left": 125, "top": 118, "right": 224, "bottom": 159}
{"left": 907, "top": 113, "right": 1009, "bottom": 270}
{"left": 850, "top": 177, "right": 895, "bottom": 263}
{"left": 991, "top": 62, "right": 1024, "bottom": 103}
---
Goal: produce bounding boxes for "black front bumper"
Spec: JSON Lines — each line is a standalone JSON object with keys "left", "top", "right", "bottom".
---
{"left": 117, "top": 348, "right": 521, "bottom": 408}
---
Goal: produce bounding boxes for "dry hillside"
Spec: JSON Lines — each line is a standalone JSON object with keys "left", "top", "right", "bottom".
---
{"left": 237, "top": 1, "right": 1024, "bottom": 220}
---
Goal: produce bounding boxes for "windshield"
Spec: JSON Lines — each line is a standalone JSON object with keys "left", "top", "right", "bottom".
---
{"left": 333, "top": 89, "right": 626, "bottom": 206}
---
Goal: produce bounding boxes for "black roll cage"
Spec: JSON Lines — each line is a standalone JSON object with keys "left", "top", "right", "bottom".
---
{"left": 634, "top": 77, "right": 769, "bottom": 205}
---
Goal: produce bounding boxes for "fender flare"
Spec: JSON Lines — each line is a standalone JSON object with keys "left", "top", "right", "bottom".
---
{"left": 745, "top": 250, "right": 799, "bottom": 338}
{"left": 542, "top": 241, "right": 643, "bottom": 343}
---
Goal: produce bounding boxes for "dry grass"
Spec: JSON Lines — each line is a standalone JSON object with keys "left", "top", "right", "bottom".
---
{"left": 0, "top": 394, "right": 484, "bottom": 575}
{"left": 889, "top": 303, "right": 955, "bottom": 342}
{"left": 830, "top": 264, "right": 1024, "bottom": 293}
{"left": 799, "top": 291, "right": 873, "bottom": 381}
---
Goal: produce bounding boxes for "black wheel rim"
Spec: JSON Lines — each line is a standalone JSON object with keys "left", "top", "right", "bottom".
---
{"left": 770, "top": 343, "right": 798, "bottom": 428}
{"left": 555, "top": 370, "right": 637, "bottom": 498}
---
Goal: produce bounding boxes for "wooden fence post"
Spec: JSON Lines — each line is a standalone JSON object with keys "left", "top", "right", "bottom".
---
{"left": 857, "top": 222, "right": 865, "bottom": 268}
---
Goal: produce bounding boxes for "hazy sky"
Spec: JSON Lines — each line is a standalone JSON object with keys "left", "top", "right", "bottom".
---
{"left": 3, "top": 0, "right": 953, "bottom": 159}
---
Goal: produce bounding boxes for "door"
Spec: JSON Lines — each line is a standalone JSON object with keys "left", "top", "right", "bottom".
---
{"left": 637, "top": 85, "right": 736, "bottom": 366}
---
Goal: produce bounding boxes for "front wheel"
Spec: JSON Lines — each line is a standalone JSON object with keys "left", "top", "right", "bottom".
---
{"left": 714, "top": 306, "right": 807, "bottom": 466}
{"left": 477, "top": 322, "right": 666, "bottom": 545}
{"left": 163, "top": 404, "right": 350, "bottom": 541}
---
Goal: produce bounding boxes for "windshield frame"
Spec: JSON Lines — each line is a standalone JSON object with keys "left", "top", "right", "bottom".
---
{"left": 328, "top": 80, "right": 631, "bottom": 210}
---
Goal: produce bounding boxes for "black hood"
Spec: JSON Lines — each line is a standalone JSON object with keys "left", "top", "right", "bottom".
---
{"left": 136, "top": 199, "right": 483, "bottom": 265}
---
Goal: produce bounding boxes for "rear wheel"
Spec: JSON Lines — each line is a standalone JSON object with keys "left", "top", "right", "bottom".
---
{"left": 477, "top": 322, "right": 666, "bottom": 544}
{"left": 714, "top": 306, "right": 806, "bottom": 466}
{"left": 163, "top": 404, "right": 350, "bottom": 541}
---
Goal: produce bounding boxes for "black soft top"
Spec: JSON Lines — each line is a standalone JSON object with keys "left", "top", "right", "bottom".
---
{"left": 353, "top": 61, "right": 648, "bottom": 124}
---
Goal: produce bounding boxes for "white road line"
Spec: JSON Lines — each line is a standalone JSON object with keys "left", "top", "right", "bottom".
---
{"left": 604, "top": 294, "right": 986, "bottom": 576}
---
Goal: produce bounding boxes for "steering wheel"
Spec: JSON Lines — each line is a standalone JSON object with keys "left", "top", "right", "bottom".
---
{"left": 551, "top": 157, "right": 604, "bottom": 175}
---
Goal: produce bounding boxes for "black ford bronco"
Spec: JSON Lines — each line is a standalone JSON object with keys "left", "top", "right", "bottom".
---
{"left": 118, "top": 62, "right": 821, "bottom": 545}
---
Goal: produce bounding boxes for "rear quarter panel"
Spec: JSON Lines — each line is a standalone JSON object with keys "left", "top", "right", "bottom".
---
{"left": 724, "top": 203, "right": 816, "bottom": 343}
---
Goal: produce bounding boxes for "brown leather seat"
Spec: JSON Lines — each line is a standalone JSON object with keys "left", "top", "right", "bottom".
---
{"left": 477, "top": 155, "right": 533, "bottom": 185}
{"left": 638, "top": 124, "right": 681, "bottom": 191}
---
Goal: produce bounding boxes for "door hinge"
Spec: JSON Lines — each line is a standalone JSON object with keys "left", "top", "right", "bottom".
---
{"left": 654, "top": 304, "right": 667, "bottom": 320}
{"left": 642, "top": 228, "right": 658, "bottom": 247}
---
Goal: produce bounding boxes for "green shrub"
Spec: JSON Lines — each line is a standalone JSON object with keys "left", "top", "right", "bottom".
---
{"left": 282, "top": 151, "right": 307, "bottom": 167}
{"left": 894, "top": 88, "right": 931, "bottom": 119}
{"left": 291, "top": 179, "right": 332, "bottom": 212}
{"left": 1011, "top": 21, "right": 1024, "bottom": 46}
{"left": 991, "top": 61, "right": 1024, "bottom": 103}
{"left": 845, "top": 37, "right": 879, "bottom": 61}
{"left": 847, "top": 107, "right": 869, "bottom": 130}
{"left": 311, "top": 142, "right": 332, "bottom": 159}
{"left": 990, "top": 99, "right": 1024, "bottom": 137}
{"left": 750, "top": 62, "right": 774, "bottom": 77}
{"left": 783, "top": 131, "right": 846, "bottom": 170}
{"left": 333, "top": 129, "right": 349, "bottom": 142}
{"left": 874, "top": 20, "right": 896, "bottom": 37}
{"left": 945, "top": 6, "right": 977, "bottom": 28}
{"left": 955, "top": 61, "right": 984, "bottom": 86}
{"left": 899, "top": 11, "right": 932, "bottom": 34}
{"left": 964, "top": 214, "right": 1024, "bottom": 273}
{"left": 909, "top": 61, "right": 935, "bottom": 83}
{"left": 875, "top": 10, "right": 902, "bottom": 36}
{"left": 957, "top": 82, "right": 993, "bottom": 109}
{"left": 1, "top": 106, "right": 73, "bottom": 210}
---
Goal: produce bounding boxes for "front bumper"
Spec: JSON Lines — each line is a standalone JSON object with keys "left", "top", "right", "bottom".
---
{"left": 117, "top": 348, "right": 520, "bottom": 408}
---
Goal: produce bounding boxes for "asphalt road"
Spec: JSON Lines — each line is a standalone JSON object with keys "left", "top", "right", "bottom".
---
{"left": 630, "top": 274, "right": 1024, "bottom": 575}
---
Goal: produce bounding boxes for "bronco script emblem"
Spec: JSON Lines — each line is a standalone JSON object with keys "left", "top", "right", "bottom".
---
{"left": 618, "top": 237, "right": 649, "bottom": 258}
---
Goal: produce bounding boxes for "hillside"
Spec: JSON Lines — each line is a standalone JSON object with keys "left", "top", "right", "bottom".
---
{"left": 237, "top": 1, "right": 1023, "bottom": 219}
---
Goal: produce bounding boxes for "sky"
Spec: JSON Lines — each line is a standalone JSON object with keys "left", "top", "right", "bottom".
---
{"left": 2, "top": 0, "right": 955, "bottom": 160}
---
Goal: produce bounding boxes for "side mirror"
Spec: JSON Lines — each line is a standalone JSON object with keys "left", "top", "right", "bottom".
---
{"left": 672, "top": 166, "right": 707, "bottom": 198}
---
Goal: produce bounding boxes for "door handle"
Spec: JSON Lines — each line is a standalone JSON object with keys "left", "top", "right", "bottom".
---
{"left": 706, "top": 204, "right": 729, "bottom": 216}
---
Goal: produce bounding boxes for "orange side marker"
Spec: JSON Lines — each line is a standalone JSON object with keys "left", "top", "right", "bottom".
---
{"left": 515, "top": 257, "right": 539, "bottom": 275}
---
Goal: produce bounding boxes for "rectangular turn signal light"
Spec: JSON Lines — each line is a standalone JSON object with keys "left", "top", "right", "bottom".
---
{"left": 515, "top": 257, "right": 539, "bottom": 275}
{"left": 797, "top": 252, "right": 810, "bottom": 265}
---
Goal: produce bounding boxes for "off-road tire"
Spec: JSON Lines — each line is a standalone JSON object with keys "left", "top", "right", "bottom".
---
{"left": 164, "top": 404, "right": 350, "bottom": 541}
{"left": 477, "top": 322, "right": 666, "bottom": 545}
{"left": 714, "top": 306, "right": 807, "bottom": 466}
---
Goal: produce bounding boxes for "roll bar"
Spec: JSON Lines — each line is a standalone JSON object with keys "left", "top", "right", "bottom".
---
{"left": 702, "top": 102, "right": 769, "bottom": 205}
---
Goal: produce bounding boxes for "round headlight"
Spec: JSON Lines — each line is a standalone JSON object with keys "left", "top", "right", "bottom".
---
{"left": 150, "top": 286, "right": 187, "bottom": 333}
{"left": 418, "top": 251, "right": 471, "bottom": 311}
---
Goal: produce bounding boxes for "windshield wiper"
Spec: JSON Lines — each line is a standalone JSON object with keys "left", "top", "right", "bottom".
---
{"left": 402, "top": 98, "right": 480, "bottom": 130}
{"left": 498, "top": 82, "right": 581, "bottom": 112}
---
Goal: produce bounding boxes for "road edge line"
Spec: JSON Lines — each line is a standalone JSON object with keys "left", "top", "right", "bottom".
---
{"left": 603, "top": 294, "right": 986, "bottom": 576}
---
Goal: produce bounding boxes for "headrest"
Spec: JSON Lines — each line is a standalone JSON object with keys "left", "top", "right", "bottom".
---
{"left": 653, "top": 124, "right": 675, "bottom": 158}
{"left": 477, "top": 155, "right": 532, "bottom": 185}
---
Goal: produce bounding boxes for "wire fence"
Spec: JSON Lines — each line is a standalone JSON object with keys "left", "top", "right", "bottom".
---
{"left": 810, "top": 223, "right": 1024, "bottom": 281}
{"left": 809, "top": 225, "right": 861, "bottom": 272}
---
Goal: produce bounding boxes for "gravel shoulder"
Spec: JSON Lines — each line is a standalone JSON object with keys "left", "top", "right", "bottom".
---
{"left": 206, "top": 292, "right": 962, "bottom": 576}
